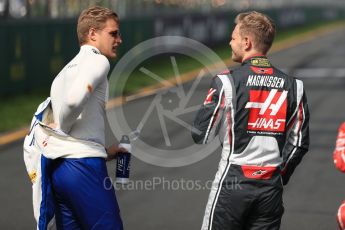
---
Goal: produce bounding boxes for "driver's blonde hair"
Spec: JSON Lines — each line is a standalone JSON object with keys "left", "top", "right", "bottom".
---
{"left": 77, "top": 6, "right": 118, "bottom": 45}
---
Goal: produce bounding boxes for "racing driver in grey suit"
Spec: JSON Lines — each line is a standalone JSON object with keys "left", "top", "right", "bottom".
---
{"left": 192, "top": 11, "right": 310, "bottom": 230}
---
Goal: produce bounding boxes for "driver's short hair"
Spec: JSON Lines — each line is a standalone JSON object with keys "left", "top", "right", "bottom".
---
{"left": 77, "top": 6, "right": 118, "bottom": 45}
{"left": 235, "top": 11, "right": 276, "bottom": 54}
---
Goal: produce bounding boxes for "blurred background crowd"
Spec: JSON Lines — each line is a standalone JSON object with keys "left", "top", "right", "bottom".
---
{"left": 1, "top": 0, "right": 345, "bottom": 19}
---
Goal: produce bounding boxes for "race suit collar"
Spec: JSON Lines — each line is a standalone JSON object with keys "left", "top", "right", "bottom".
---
{"left": 242, "top": 54, "right": 271, "bottom": 67}
{"left": 80, "top": 44, "right": 101, "bottom": 54}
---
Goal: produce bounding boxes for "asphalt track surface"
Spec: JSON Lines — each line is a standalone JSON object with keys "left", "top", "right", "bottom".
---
{"left": 1, "top": 27, "right": 345, "bottom": 230}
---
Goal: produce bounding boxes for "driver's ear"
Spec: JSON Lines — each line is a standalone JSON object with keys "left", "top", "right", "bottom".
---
{"left": 243, "top": 36, "right": 252, "bottom": 51}
{"left": 89, "top": 28, "right": 97, "bottom": 42}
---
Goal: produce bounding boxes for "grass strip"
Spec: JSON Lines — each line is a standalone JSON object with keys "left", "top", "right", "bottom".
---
{"left": 1, "top": 19, "right": 344, "bottom": 133}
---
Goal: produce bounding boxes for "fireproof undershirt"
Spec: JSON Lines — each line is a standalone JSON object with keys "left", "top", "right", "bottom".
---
{"left": 50, "top": 45, "right": 110, "bottom": 146}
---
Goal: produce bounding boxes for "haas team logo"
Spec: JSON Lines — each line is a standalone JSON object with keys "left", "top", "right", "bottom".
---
{"left": 245, "top": 89, "right": 288, "bottom": 132}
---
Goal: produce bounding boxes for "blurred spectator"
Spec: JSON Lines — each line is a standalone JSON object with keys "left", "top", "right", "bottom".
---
{"left": 9, "top": 0, "right": 27, "bottom": 18}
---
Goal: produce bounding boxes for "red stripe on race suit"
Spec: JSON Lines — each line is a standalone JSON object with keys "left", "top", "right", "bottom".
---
{"left": 220, "top": 94, "right": 225, "bottom": 109}
{"left": 250, "top": 66, "right": 274, "bottom": 75}
{"left": 241, "top": 165, "right": 277, "bottom": 180}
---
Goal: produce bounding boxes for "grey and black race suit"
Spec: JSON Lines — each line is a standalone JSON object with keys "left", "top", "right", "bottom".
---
{"left": 192, "top": 55, "right": 310, "bottom": 230}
